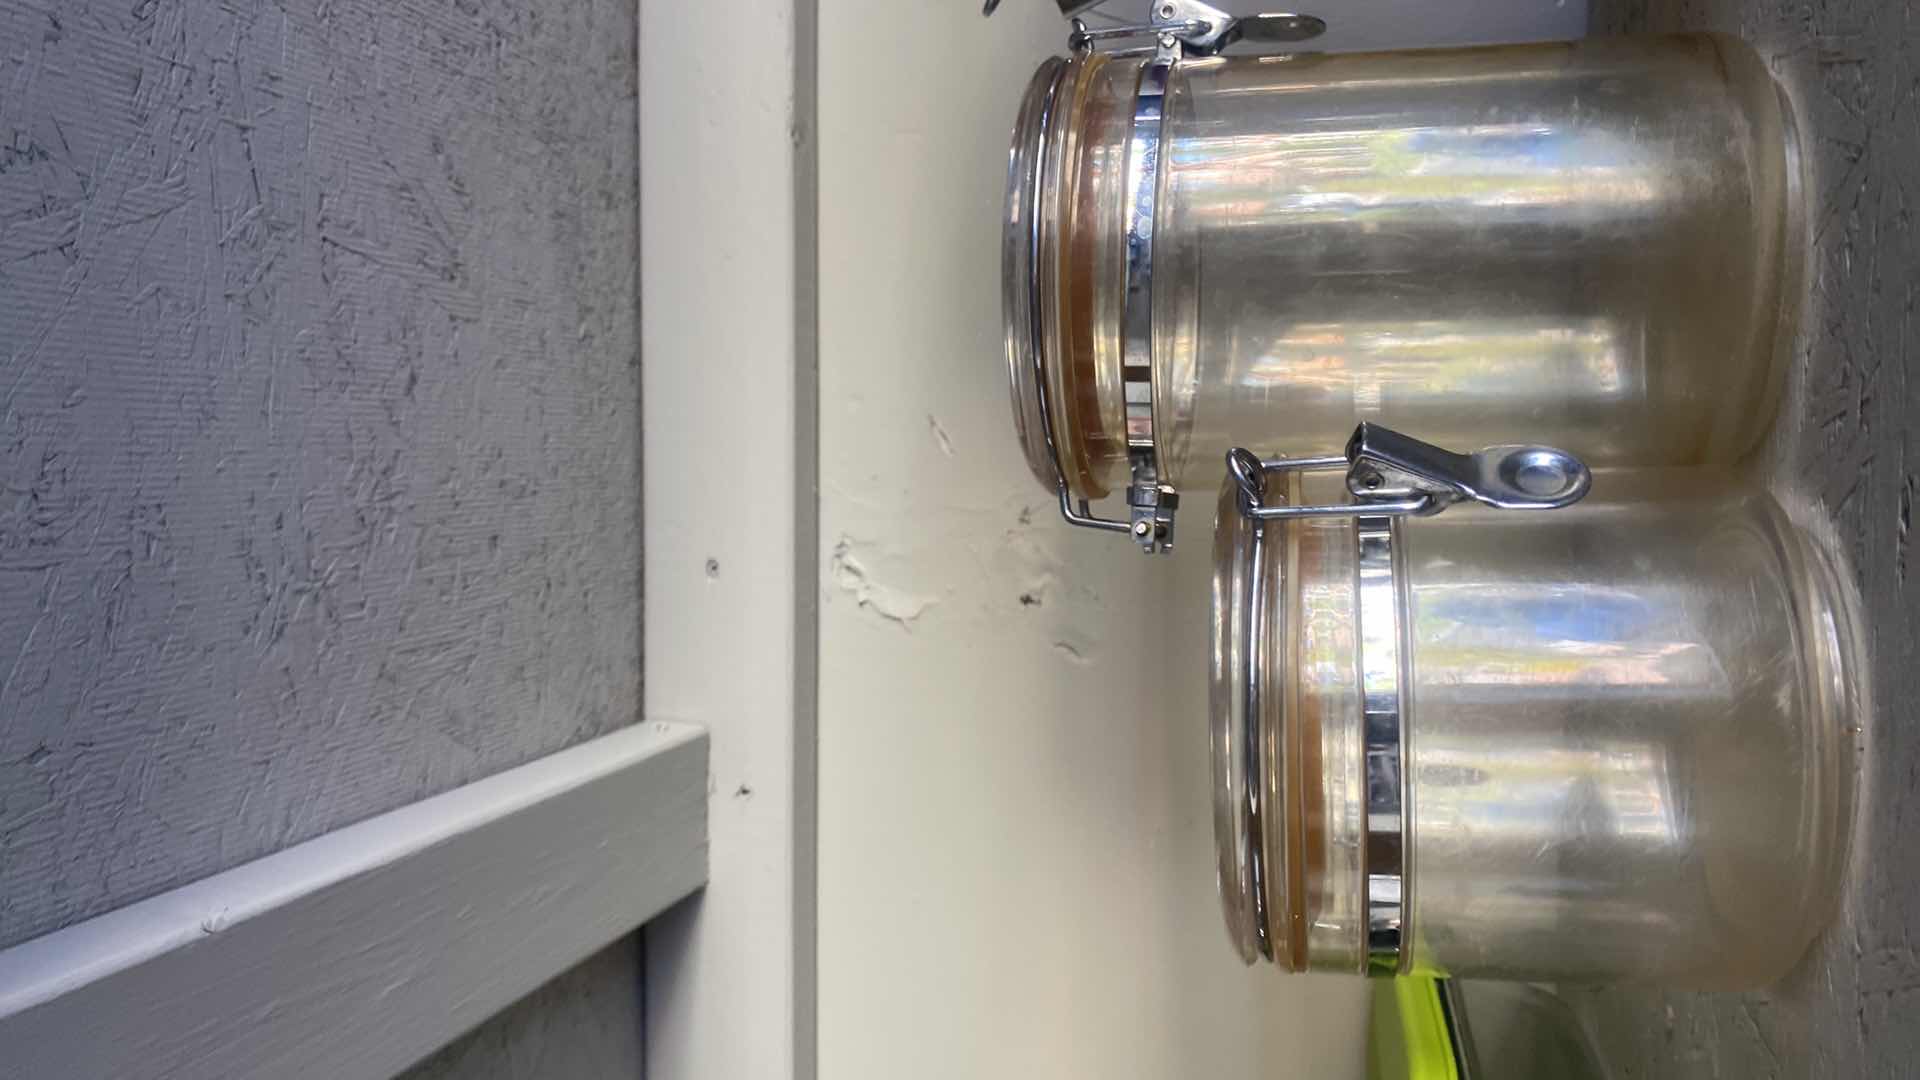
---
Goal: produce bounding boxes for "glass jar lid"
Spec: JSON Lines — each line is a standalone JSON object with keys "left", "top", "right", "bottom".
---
{"left": 1209, "top": 426, "right": 1593, "bottom": 974}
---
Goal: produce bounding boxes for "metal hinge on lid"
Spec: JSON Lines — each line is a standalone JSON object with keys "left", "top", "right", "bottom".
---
{"left": 1226, "top": 424, "right": 1594, "bottom": 523}
{"left": 983, "top": 0, "right": 1326, "bottom": 59}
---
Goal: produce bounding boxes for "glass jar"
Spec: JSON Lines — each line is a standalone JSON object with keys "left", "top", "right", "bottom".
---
{"left": 1005, "top": 35, "right": 1804, "bottom": 550}
{"left": 1211, "top": 451, "right": 1861, "bottom": 987}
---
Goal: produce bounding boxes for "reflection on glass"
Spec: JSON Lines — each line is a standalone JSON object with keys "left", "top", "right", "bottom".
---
{"left": 1223, "top": 470, "right": 1861, "bottom": 987}
{"left": 1400, "top": 476, "right": 1855, "bottom": 985}
{"left": 1143, "top": 36, "right": 1797, "bottom": 492}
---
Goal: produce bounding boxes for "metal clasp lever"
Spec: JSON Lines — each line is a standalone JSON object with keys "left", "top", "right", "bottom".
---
{"left": 1060, "top": 1, "right": 1325, "bottom": 58}
{"left": 1227, "top": 423, "right": 1592, "bottom": 522}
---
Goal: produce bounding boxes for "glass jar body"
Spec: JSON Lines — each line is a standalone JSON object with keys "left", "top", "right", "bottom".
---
{"left": 1272, "top": 472, "right": 1857, "bottom": 986}
{"left": 1016, "top": 35, "right": 1803, "bottom": 501}
{"left": 1155, "top": 34, "right": 1801, "bottom": 491}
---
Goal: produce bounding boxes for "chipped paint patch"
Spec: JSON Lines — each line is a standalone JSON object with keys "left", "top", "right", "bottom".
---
{"left": 829, "top": 537, "right": 937, "bottom": 629}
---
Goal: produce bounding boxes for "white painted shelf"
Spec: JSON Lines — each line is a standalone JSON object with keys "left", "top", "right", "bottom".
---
{"left": 0, "top": 721, "right": 708, "bottom": 1080}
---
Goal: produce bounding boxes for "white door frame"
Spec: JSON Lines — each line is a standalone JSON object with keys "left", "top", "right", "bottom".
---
{"left": 638, "top": 0, "right": 820, "bottom": 1075}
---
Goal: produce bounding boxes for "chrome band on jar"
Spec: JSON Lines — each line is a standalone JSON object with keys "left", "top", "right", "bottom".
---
{"left": 1356, "top": 514, "right": 1407, "bottom": 976}
{"left": 1120, "top": 57, "right": 1175, "bottom": 551}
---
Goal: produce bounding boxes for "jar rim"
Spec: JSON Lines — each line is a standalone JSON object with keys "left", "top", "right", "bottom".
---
{"left": 1002, "top": 56, "right": 1071, "bottom": 497}
{"left": 1209, "top": 479, "right": 1291, "bottom": 965}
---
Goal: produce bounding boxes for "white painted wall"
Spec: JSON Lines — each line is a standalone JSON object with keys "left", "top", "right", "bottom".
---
{"left": 814, "top": 5, "right": 1360, "bottom": 1078}
{"left": 815, "top": 2, "right": 1588, "bottom": 1077}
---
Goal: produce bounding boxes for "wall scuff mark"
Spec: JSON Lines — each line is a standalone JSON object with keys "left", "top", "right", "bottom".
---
{"left": 928, "top": 414, "right": 955, "bottom": 458}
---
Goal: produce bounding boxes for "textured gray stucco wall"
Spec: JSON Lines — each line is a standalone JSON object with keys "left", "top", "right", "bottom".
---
{"left": 1564, "top": 2, "right": 1918, "bottom": 1076}
{"left": 0, "top": 0, "right": 643, "bottom": 1073}
{"left": 399, "top": 935, "right": 645, "bottom": 1080}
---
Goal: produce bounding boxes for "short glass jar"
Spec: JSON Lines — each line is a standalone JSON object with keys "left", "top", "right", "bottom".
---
{"left": 1006, "top": 35, "right": 1804, "bottom": 550}
{"left": 1211, "top": 449, "right": 1861, "bottom": 986}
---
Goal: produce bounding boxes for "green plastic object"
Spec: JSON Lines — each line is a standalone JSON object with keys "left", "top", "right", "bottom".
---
{"left": 1368, "top": 977, "right": 1459, "bottom": 1080}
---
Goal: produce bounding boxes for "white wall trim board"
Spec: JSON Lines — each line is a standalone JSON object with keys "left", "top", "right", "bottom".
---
{"left": 791, "top": 0, "right": 823, "bottom": 1076}
{"left": 639, "top": 0, "right": 813, "bottom": 1077}
{"left": 0, "top": 721, "right": 708, "bottom": 1080}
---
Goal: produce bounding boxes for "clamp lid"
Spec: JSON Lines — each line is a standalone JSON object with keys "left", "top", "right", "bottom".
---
{"left": 996, "top": 3, "right": 1328, "bottom": 554}
{"left": 1211, "top": 423, "right": 1591, "bottom": 974}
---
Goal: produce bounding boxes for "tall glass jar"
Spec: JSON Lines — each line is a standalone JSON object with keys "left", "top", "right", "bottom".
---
{"left": 1005, "top": 35, "right": 1804, "bottom": 544}
{"left": 1211, "top": 466, "right": 1861, "bottom": 986}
